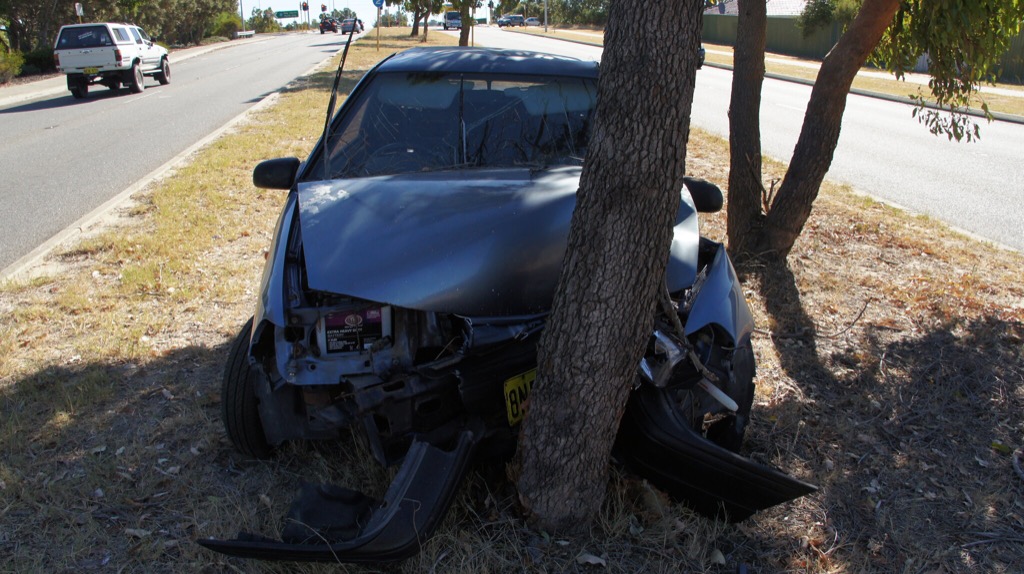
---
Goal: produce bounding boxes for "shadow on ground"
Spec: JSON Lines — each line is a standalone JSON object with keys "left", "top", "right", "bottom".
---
{"left": 730, "top": 258, "right": 1024, "bottom": 572}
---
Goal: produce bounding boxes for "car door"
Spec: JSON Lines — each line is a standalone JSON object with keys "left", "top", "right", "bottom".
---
{"left": 129, "top": 26, "right": 158, "bottom": 70}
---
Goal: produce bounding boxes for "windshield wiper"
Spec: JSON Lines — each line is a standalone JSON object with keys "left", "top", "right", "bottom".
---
{"left": 322, "top": 21, "right": 359, "bottom": 181}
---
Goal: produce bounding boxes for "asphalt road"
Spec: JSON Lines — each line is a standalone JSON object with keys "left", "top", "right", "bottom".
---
{"left": 0, "top": 32, "right": 352, "bottom": 273}
{"left": 467, "top": 27, "right": 1024, "bottom": 252}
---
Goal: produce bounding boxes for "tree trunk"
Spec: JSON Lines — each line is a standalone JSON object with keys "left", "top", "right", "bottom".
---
{"left": 411, "top": 7, "right": 421, "bottom": 36}
{"left": 516, "top": 0, "right": 704, "bottom": 533}
{"left": 458, "top": 4, "right": 471, "bottom": 46}
{"left": 764, "top": 0, "right": 900, "bottom": 257}
{"left": 726, "top": 0, "right": 768, "bottom": 260}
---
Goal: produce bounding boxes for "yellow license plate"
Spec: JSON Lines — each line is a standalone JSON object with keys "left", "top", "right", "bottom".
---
{"left": 504, "top": 369, "right": 536, "bottom": 426}
{"left": 83, "top": 67, "right": 99, "bottom": 74}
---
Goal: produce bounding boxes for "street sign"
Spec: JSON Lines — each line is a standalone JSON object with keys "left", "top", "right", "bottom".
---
{"left": 276, "top": 10, "right": 299, "bottom": 17}
{"left": 372, "top": 0, "right": 384, "bottom": 7}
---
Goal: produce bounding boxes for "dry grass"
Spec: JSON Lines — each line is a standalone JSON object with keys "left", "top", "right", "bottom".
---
{"left": 2, "top": 26, "right": 1023, "bottom": 574}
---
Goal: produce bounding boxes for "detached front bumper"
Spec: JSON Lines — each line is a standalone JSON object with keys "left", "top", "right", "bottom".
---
{"left": 198, "top": 429, "right": 478, "bottom": 562}
{"left": 615, "top": 386, "right": 817, "bottom": 522}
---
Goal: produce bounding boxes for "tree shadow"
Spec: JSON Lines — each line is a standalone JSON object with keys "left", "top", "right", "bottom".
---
{"left": 0, "top": 87, "right": 135, "bottom": 114}
{"left": 0, "top": 331, "right": 396, "bottom": 571}
{"left": 730, "top": 257, "right": 1024, "bottom": 572}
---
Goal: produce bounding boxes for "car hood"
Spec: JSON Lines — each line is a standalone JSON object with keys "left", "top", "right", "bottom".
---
{"left": 296, "top": 167, "right": 699, "bottom": 316}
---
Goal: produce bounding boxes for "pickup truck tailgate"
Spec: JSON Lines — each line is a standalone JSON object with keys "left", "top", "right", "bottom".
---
{"left": 57, "top": 48, "right": 118, "bottom": 71}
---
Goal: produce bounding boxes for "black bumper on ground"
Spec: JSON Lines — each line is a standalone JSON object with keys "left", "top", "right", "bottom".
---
{"left": 615, "top": 385, "right": 817, "bottom": 522}
{"left": 197, "top": 428, "right": 478, "bottom": 562}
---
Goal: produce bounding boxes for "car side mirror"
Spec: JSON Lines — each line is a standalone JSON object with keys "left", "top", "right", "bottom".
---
{"left": 682, "top": 176, "right": 724, "bottom": 213}
{"left": 253, "top": 157, "right": 301, "bottom": 190}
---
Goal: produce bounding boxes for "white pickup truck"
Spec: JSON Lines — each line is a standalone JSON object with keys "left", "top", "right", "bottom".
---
{"left": 53, "top": 22, "right": 169, "bottom": 99}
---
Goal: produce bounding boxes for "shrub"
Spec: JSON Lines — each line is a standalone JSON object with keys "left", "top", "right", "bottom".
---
{"left": 210, "top": 11, "right": 242, "bottom": 39}
{"left": 0, "top": 50, "right": 24, "bottom": 83}
{"left": 22, "top": 47, "right": 56, "bottom": 73}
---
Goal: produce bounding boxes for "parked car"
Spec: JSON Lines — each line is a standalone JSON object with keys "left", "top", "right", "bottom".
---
{"left": 53, "top": 22, "right": 169, "bottom": 99}
{"left": 505, "top": 14, "right": 525, "bottom": 26}
{"left": 319, "top": 18, "right": 338, "bottom": 33}
{"left": 497, "top": 15, "right": 512, "bottom": 27}
{"left": 198, "top": 45, "right": 815, "bottom": 564}
{"left": 525, "top": 17, "right": 540, "bottom": 26}
{"left": 698, "top": 45, "right": 705, "bottom": 69}
{"left": 443, "top": 10, "right": 461, "bottom": 30}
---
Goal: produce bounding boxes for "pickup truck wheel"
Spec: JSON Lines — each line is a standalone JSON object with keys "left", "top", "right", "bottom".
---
{"left": 155, "top": 59, "right": 170, "bottom": 85}
{"left": 128, "top": 62, "right": 145, "bottom": 93}
{"left": 70, "top": 82, "right": 88, "bottom": 99}
{"left": 222, "top": 317, "right": 273, "bottom": 458}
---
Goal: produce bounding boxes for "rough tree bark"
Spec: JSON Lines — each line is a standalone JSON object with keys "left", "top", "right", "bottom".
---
{"left": 726, "top": 0, "right": 768, "bottom": 259}
{"left": 762, "top": 0, "right": 900, "bottom": 257}
{"left": 515, "top": 0, "right": 704, "bottom": 532}
{"left": 458, "top": 3, "right": 471, "bottom": 46}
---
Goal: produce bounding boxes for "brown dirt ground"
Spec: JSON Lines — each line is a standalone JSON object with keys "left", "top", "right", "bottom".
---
{"left": 1, "top": 43, "right": 1022, "bottom": 574}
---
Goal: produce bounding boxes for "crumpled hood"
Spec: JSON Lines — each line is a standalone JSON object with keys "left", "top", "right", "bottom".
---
{"left": 296, "top": 167, "right": 699, "bottom": 316}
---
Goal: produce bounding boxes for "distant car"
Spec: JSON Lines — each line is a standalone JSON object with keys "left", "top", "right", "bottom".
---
{"left": 340, "top": 18, "right": 361, "bottom": 33}
{"left": 506, "top": 15, "right": 525, "bottom": 26}
{"left": 698, "top": 45, "right": 705, "bottom": 69}
{"left": 319, "top": 18, "right": 337, "bottom": 34}
{"left": 525, "top": 17, "right": 540, "bottom": 26}
{"left": 497, "top": 15, "right": 511, "bottom": 27}
{"left": 443, "top": 11, "right": 461, "bottom": 30}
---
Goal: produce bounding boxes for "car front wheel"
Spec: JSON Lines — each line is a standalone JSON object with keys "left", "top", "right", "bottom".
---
{"left": 128, "top": 62, "right": 145, "bottom": 93}
{"left": 155, "top": 59, "right": 170, "bottom": 85}
{"left": 222, "top": 317, "right": 273, "bottom": 458}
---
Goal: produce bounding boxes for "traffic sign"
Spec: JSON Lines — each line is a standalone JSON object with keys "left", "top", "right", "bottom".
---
{"left": 373, "top": 0, "right": 384, "bottom": 7}
{"left": 276, "top": 10, "right": 299, "bottom": 17}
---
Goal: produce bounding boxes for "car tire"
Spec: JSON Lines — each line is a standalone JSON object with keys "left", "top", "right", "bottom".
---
{"left": 320, "top": 29, "right": 325, "bottom": 34}
{"left": 155, "top": 59, "right": 170, "bottom": 85}
{"left": 128, "top": 62, "right": 145, "bottom": 93}
{"left": 701, "top": 344, "right": 756, "bottom": 453}
{"left": 222, "top": 317, "right": 273, "bottom": 458}
{"left": 70, "top": 81, "right": 88, "bottom": 99}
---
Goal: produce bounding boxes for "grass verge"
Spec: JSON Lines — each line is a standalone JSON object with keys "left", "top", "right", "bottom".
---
{"left": 2, "top": 26, "right": 1023, "bottom": 574}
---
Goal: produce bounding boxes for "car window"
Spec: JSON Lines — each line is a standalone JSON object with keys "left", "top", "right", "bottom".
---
{"left": 56, "top": 25, "right": 114, "bottom": 49}
{"left": 129, "top": 27, "right": 143, "bottom": 44}
{"left": 112, "top": 27, "right": 131, "bottom": 43}
{"left": 311, "top": 71, "right": 597, "bottom": 179}
{"left": 137, "top": 28, "right": 152, "bottom": 42}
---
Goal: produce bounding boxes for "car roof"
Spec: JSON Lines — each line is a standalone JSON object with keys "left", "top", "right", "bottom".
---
{"left": 59, "top": 22, "right": 136, "bottom": 27}
{"left": 377, "top": 47, "right": 598, "bottom": 78}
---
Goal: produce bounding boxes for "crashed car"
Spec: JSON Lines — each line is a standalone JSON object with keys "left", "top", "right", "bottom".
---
{"left": 199, "top": 46, "right": 815, "bottom": 563}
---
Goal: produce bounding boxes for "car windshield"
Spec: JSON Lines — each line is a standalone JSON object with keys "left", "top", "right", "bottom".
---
{"left": 313, "top": 71, "right": 597, "bottom": 179}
